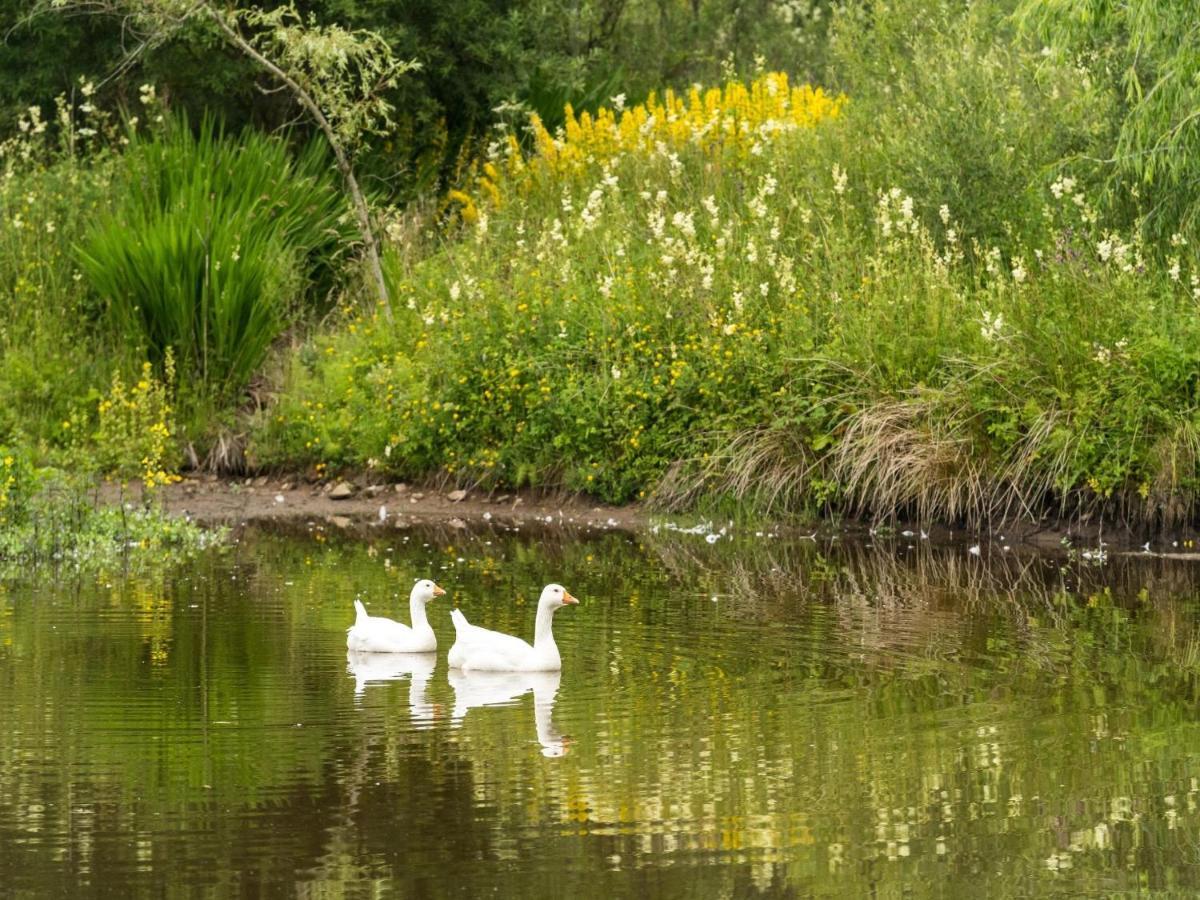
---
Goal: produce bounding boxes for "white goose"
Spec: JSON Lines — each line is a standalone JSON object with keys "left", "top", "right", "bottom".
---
{"left": 448, "top": 583, "right": 578, "bottom": 671}
{"left": 346, "top": 579, "right": 444, "bottom": 653}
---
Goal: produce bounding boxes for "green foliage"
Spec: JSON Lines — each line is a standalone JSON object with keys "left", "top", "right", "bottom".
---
{"left": 0, "top": 479, "right": 222, "bottom": 569}
{"left": 0, "top": 445, "right": 37, "bottom": 528}
{"left": 827, "top": 0, "right": 1111, "bottom": 252}
{"left": 0, "top": 128, "right": 117, "bottom": 453}
{"left": 0, "top": 436, "right": 219, "bottom": 568}
{"left": 1016, "top": 0, "right": 1200, "bottom": 240}
{"left": 78, "top": 115, "right": 351, "bottom": 408}
{"left": 13, "top": 0, "right": 849, "bottom": 201}
{"left": 252, "top": 58, "right": 1200, "bottom": 526}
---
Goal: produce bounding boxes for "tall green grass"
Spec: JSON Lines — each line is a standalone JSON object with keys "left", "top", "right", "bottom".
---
{"left": 79, "top": 117, "right": 351, "bottom": 409}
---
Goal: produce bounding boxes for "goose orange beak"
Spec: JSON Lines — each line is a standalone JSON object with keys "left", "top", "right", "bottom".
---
{"left": 433, "top": 584, "right": 446, "bottom": 597}
{"left": 563, "top": 591, "right": 579, "bottom": 605}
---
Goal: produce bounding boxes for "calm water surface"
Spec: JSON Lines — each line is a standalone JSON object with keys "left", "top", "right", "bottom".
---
{"left": 3, "top": 522, "right": 1200, "bottom": 897}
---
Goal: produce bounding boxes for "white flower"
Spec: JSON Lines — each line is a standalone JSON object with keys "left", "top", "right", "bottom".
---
{"left": 671, "top": 210, "right": 695, "bottom": 239}
{"left": 611, "top": 365, "right": 621, "bottom": 380}
{"left": 832, "top": 163, "right": 847, "bottom": 196}
{"left": 1011, "top": 259, "right": 1026, "bottom": 284}
{"left": 984, "top": 247, "right": 1002, "bottom": 276}
{"left": 449, "top": 281, "right": 461, "bottom": 302}
{"left": 980, "top": 310, "right": 1004, "bottom": 342}
{"left": 611, "top": 93, "right": 627, "bottom": 112}
{"left": 938, "top": 204, "right": 950, "bottom": 226}
{"left": 1050, "top": 175, "right": 1076, "bottom": 200}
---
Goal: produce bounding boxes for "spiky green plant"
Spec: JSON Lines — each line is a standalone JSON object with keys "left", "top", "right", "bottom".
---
{"left": 79, "top": 115, "right": 350, "bottom": 406}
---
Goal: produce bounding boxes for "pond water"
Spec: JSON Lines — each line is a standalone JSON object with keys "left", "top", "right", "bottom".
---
{"left": 3, "top": 521, "right": 1200, "bottom": 897}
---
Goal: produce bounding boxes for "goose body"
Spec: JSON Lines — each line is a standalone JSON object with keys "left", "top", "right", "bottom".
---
{"left": 346, "top": 579, "right": 444, "bottom": 653}
{"left": 448, "top": 584, "right": 578, "bottom": 672}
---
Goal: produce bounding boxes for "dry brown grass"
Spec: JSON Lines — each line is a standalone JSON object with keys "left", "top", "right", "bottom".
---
{"left": 651, "top": 375, "right": 1192, "bottom": 530}
{"left": 1145, "top": 421, "right": 1200, "bottom": 528}
{"left": 651, "top": 424, "right": 821, "bottom": 513}
{"left": 830, "top": 389, "right": 993, "bottom": 525}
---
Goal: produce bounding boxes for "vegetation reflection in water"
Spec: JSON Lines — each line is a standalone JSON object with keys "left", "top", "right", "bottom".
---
{"left": 3, "top": 523, "right": 1200, "bottom": 896}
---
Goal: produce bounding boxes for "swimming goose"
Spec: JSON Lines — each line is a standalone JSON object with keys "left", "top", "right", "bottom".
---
{"left": 448, "top": 584, "right": 578, "bottom": 671}
{"left": 346, "top": 579, "right": 444, "bottom": 653}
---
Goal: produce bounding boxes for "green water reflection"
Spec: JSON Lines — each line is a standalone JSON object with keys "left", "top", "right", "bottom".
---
{"left": 3, "top": 523, "right": 1200, "bottom": 896}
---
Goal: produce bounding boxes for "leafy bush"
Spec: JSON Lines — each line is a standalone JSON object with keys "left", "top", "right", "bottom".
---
{"left": 825, "top": 0, "right": 1111, "bottom": 253}
{"left": 1016, "top": 0, "right": 1200, "bottom": 240}
{"left": 79, "top": 116, "right": 351, "bottom": 408}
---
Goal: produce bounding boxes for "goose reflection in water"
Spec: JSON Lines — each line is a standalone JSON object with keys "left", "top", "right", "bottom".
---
{"left": 447, "top": 669, "right": 569, "bottom": 757}
{"left": 346, "top": 649, "right": 438, "bottom": 726}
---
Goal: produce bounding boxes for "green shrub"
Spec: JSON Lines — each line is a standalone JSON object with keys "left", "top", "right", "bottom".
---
{"left": 825, "top": 0, "right": 1112, "bottom": 253}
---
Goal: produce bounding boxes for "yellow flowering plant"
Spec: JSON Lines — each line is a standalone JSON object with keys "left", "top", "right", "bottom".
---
{"left": 94, "top": 350, "right": 181, "bottom": 495}
{"left": 0, "top": 447, "right": 36, "bottom": 528}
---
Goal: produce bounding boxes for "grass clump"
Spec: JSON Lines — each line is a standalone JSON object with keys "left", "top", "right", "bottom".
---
{"left": 79, "top": 116, "right": 351, "bottom": 415}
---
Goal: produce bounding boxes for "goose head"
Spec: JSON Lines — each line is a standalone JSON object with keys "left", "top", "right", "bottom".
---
{"left": 411, "top": 579, "right": 446, "bottom": 604}
{"left": 539, "top": 583, "right": 579, "bottom": 609}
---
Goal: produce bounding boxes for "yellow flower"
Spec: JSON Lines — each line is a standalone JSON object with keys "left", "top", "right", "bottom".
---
{"left": 451, "top": 73, "right": 844, "bottom": 211}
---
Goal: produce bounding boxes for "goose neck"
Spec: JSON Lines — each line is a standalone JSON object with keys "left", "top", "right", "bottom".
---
{"left": 409, "top": 594, "right": 431, "bottom": 631}
{"left": 533, "top": 602, "right": 558, "bottom": 650}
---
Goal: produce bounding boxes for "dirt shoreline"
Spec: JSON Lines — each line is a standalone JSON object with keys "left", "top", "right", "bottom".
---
{"left": 95, "top": 474, "right": 1200, "bottom": 559}
{"left": 105, "top": 475, "right": 647, "bottom": 533}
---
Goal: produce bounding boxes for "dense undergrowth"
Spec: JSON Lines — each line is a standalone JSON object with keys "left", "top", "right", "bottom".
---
{"left": 5, "top": 0, "right": 1200, "bottom": 534}
{"left": 253, "top": 46, "right": 1200, "bottom": 528}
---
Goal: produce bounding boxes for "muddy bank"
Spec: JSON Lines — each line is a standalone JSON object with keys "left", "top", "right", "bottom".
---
{"left": 103, "top": 475, "right": 646, "bottom": 533}
{"left": 94, "top": 474, "right": 1200, "bottom": 561}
